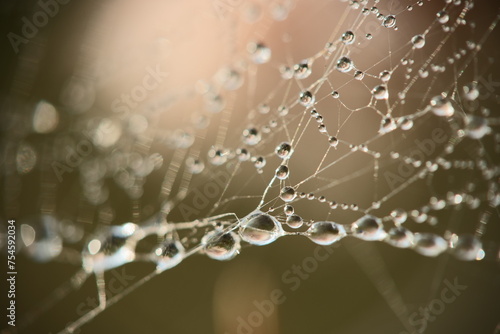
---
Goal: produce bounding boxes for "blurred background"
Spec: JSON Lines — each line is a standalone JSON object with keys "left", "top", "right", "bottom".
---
{"left": 1, "top": 0, "right": 500, "bottom": 333}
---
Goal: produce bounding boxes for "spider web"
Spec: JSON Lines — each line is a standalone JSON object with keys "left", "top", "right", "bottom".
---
{"left": 2, "top": 0, "right": 500, "bottom": 333}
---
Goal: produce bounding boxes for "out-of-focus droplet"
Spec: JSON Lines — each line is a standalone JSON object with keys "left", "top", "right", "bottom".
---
{"left": 16, "top": 143, "right": 37, "bottom": 174}
{"left": 33, "top": 100, "right": 59, "bottom": 133}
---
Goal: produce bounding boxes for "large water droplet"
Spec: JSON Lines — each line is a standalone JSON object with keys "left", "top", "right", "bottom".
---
{"left": 379, "top": 70, "right": 392, "bottom": 82}
{"left": 16, "top": 143, "right": 37, "bottom": 174}
{"left": 243, "top": 128, "right": 262, "bottom": 145}
{"left": 328, "top": 136, "right": 339, "bottom": 148}
{"left": 413, "top": 233, "right": 447, "bottom": 257}
{"left": 437, "top": 11, "right": 449, "bottom": 24}
{"left": 33, "top": 100, "right": 59, "bottom": 134}
{"left": 299, "top": 90, "right": 315, "bottom": 107}
{"left": 248, "top": 42, "right": 271, "bottom": 64}
{"left": 280, "top": 186, "right": 296, "bottom": 202}
{"left": 462, "top": 82, "right": 479, "bottom": 101}
{"left": 336, "top": 56, "right": 353, "bottom": 73}
{"left": 186, "top": 157, "right": 205, "bottom": 174}
{"left": 372, "top": 85, "right": 389, "bottom": 100}
{"left": 294, "top": 60, "right": 312, "bottom": 79}
{"left": 83, "top": 222, "right": 138, "bottom": 272}
{"left": 239, "top": 211, "right": 283, "bottom": 245}
{"left": 307, "top": 221, "right": 346, "bottom": 245}
{"left": 383, "top": 15, "right": 397, "bottom": 28}
{"left": 286, "top": 214, "right": 303, "bottom": 228}
{"left": 430, "top": 95, "right": 454, "bottom": 116}
{"left": 411, "top": 34, "right": 426, "bottom": 49}
{"left": 451, "top": 234, "right": 483, "bottom": 261}
{"left": 275, "top": 165, "right": 290, "bottom": 179}
{"left": 216, "top": 68, "right": 243, "bottom": 90}
{"left": 154, "top": 238, "right": 185, "bottom": 272}
{"left": 21, "top": 215, "right": 63, "bottom": 262}
{"left": 386, "top": 227, "right": 413, "bottom": 248}
{"left": 464, "top": 116, "right": 490, "bottom": 139}
{"left": 352, "top": 215, "right": 386, "bottom": 241}
{"left": 275, "top": 142, "right": 293, "bottom": 159}
{"left": 208, "top": 147, "right": 228, "bottom": 165}
{"left": 379, "top": 117, "right": 397, "bottom": 134}
{"left": 341, "top": 30, "right": 355, "bottom": 44}
{"left": 203, "top": 230, "right": 241, "bottom": 261}
{"left": 390, "top": 208, "right": 408, "bottom": 224}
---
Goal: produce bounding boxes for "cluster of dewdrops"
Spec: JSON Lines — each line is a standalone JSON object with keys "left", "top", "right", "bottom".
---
{"left": 16, "top": 0, "right": 500, "bottom": 282}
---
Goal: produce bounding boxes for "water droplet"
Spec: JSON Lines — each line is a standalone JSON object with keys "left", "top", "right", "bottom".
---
{"left": 383, "top": 15, "right": 397, "bottom": 28}
{"left": 275, "top": 142, "right": 293, "bottom": 159}
{"left": 430, "top": 95, "right": 454, "bottom": 117}
{"left": 462, "top": 82, "right": 479, "bottom": 101}
{"left": 331, "top": 91, "right": 340, "bottom": 99}
{"left": 284, "top": 205, "right": 294, "bottom": 216}
{"left": 379, "top": 117, "right": 397, "bottom": 133}
{"left": 253, "top": 156, "right": 266, "bottom": 168}
{"left": 286, "top": 214, "right": 303, "bottom": 228}
{"left": 352, "top": 215, "right": 386, "bottom": 241}
{"left": 390, "top": 208, "right": 408, "bottom": 224}
{"left": 271, "top": 3, "right": 290, "bottom": 21}
{"left": 83, "top": 223, "right": 138, "bottom": 272}
{"left": 464, "top": 116, "right": 490, "bottom": 139}
{"left": 204, "top": 94, "right": 225, "bottom": 113}
{"left": 354, "top": 71, "right": 364, "bottom": 80}
{"left": 437, "top": 11, "right": 449, "bottom": 24}
{"left": 372, "top": 85, "right": 388, "bottom": 100}
{"left": 280, "top": 65, "right": 294, "bottom": 79}
{"left": 93, "top": 118, "right": 122, "bottom": 148}
{"left": 411, "top": 34, "right": 426, "bottom": 49}
{"left": 299, "top": 90, "right": 315, "bottom": 107}
{"left": 21, "top": 215, "right": 63, "bottom": 262}
{"left": 243, "top": 127, "right": 261, "bottom": 145}
{"left": 280, "top": 186, "right": 296, "bottom": 202}
{"left": 186, "top": 157, "right": 205, "bottom": 174}
{"left": 307, "top": 221, "right": 346, "bottom": 245}
{"left": 277, "top": 105, "right": 289, "bottom": 116}
{"left": 341, "top": 30, "right": 355, "bottom": 44}
{"left": 413, "top": 233, "right": 447, "bottom": 257}
{"left": 294, "top": 60, "right": 312, "bottom": 79}
{"left": 236, "top": 148, "right": 250, "bottom": 161}
{"left": 16, "top": 143, "right": 37, "bottom": 174}
{"left": 216, "top": 68, "right": 243, "bottom": 90}
{"left": 386, "top": 227, "right": 413, "bottom": 248}
{"left": 154, "top": 238, "right": 185, "bottom": 272}
{"left": 328, "top": 136, "right": 339, "bottom": 147}
{"left": 275, "top": 165, "right": 290, "bottom": 179}
{"left": 336, "top": 56, "right": 353, "bottom": 73}
{"left": 239, "top": 211, "right": 283, "bottom": 245}
{"left": 258, "top": 103, "right": 270, "bottom": 114}
{"left": 366, "top": 33, "right": 373, "bottom": 39}
{"left": 398, "top": 118, "right": 413, "bottom": 130}
{"left": 208, "top": 147, "right": 228, "bottom": 165}
{"left": 202, "top": 230, "right": 241, "bottom": 260}
{"left": 33, "top": 100, "right": 59, "bottom": 134}
{"left": 248, "top": 42, "right": 271, "bottom": 64}
{"left": 451, "top": 234, "right": 483, "bottom": 261}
